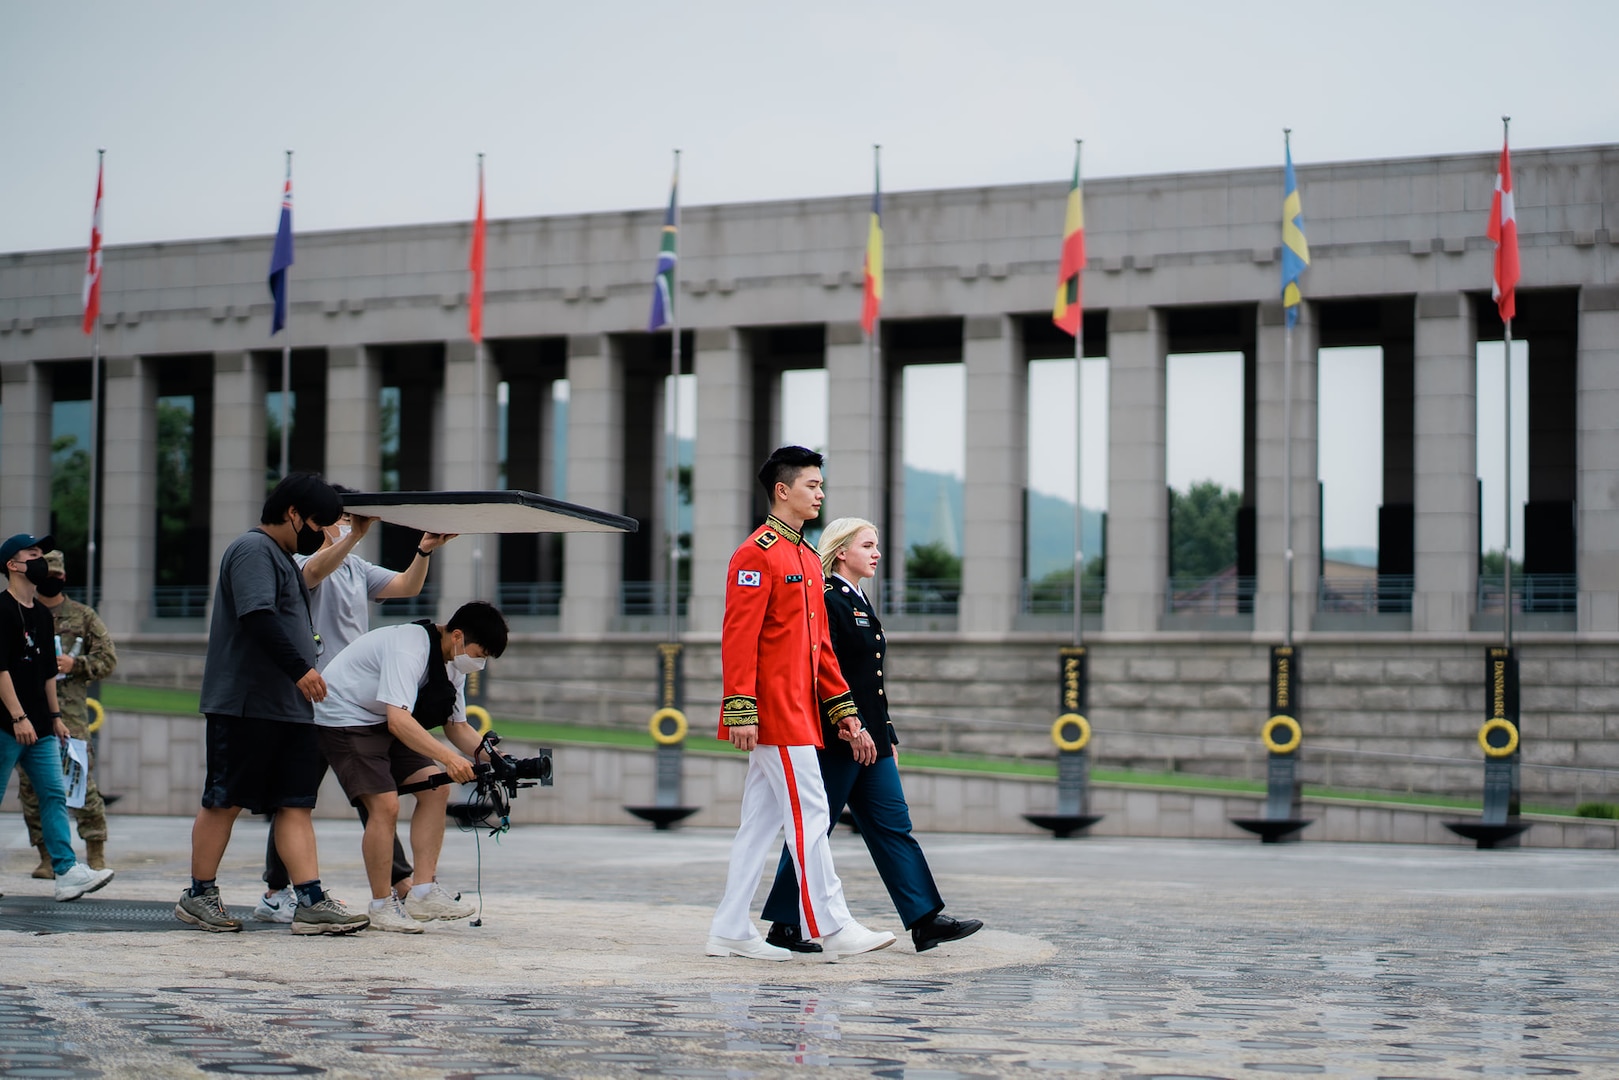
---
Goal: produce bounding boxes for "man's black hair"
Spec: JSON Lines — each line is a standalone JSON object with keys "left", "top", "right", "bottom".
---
{"left": 447, "top": 601, "right": 509, "bottom": 659}
{"left": 330, "top": 483, "right": 360, "bottom": 497}
{"left": 261, "top": 472, "right": 344, "bottom": 528}
{"left": 757, "top": 445, "right": 824, "bottom": 499}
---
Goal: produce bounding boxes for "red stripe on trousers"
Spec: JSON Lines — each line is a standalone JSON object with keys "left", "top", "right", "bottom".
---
{"left": 778, "top": 745, "right": 819, "bottom": 939}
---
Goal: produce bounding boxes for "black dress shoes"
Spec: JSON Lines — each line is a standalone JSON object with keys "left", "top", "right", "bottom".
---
{"left": 910, "top": 913, "right": 983, "bottom": 952}
{"left": 766, "top": 922, "right": 823, "bottom": 953}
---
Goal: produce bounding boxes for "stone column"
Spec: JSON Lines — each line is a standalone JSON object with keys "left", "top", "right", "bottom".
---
{"left": 436, "top": 339, "right": 499, "bottom": 612}
{"left": 561, "top": 334, "right": 624, "bottom": 635}
{"left": 209, "top": 352, "right": 267, "bottom": 603}
{"left": 1104, "top": 307, "right": 1168, "bottom": 632}
{"left": 100, "top": 357, "right": 158, "bottom": 634}
{"left": 1254, "top": 302, "right": 1320, "bottom": 636}
{"left": 1577, "top": 286, "right": 1619, "bottom": 631}
{"left": 824, "top": 320, "right": 883, "bottom": 526}
{"left": 325, "top": 344, "right": 383, "bottom": 562}
{"left": 690, "top": 327, "right": 751, "bottom": 633}
{"left": 1412, "top": 292, "right": 1478, "bottom": 633}
{"left": 0, "top": 361, "right": 53, "bottom": 535}
{"left": 960, "top": 315, "right": 1025, "bottom": 633}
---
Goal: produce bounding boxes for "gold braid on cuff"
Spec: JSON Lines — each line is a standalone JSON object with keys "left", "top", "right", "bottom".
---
{"left": 822, "top": 693, "right": 859, "bottom": 725}
{"left": 722, "top": 696, "right": 759, "bottom": 727}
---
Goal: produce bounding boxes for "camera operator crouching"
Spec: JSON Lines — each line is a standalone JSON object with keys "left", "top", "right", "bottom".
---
{"left": 312, "top": 600, "right": 509, "bottom": 932}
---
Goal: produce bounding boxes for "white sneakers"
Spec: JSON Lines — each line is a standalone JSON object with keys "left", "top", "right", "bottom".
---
{"left": 253, "top": 885, "right": 297, "bottom": 923}
{"left": 819, "top": 920, "right": 896, "bottom": 960}
{"left": 53, "top": 862, "right": 114, "bottom": 902}
{"left": 404, "top": 882, "right": 475, "bottom": 921}
{"left": 708, "top": 919, "right": 896, "bottom": 961}
{"left": 367, "top": 894, "right": 424, "bottom": 934}
{"left": 706, "top": 933, "right": 794, "bottom": 961}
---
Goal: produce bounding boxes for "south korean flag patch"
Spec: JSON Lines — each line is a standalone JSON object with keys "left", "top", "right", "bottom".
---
{"left": 737, "top": 569, "right": 762, "bottom": 587}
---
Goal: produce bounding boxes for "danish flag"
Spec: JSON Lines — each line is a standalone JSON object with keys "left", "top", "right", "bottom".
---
{"left": 1487, "top": 135, "right": 1519, "bottom": 322}
{"left": 81, "top": 156, "right": 104, "bottom": 336}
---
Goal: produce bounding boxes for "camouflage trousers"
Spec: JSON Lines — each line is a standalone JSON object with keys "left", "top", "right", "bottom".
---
{"left": 17, "top": 714, "right": 107, "bottom": 845}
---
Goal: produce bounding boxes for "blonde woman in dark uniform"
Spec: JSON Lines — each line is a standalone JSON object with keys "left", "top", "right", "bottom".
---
{"left": 759, "top": 517, "right": 983, "bottom": 953}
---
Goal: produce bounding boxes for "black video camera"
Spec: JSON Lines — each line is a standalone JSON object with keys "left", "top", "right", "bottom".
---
{"left": 464, "top": 732, "right": 552, "bottom": 833}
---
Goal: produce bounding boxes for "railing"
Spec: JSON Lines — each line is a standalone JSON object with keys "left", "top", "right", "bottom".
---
{"left": 497, "top": 580, "right": 564, "bottom": 617}
{"left": 619, "top": 580, "right": 691, "bottom": 617}
{"left": 1165, "top": 575, "right": 1255, "bottom": 615}
{"left": 377, "top": 582, "right": 439, "bottom": 618}
{"left": 1317, "top": 574, "right": 1414, "bottom": 614}
{"left": 1477, "top": 573, "right": 1578, "bottom": 614}
{"left": 151, "top": 585, "right": 208, "bottom": 619}
{"left": 881, "top": 578, "right": 960, "bottom": 616}
{"left": 64, "top": 586, "right": 102, "bottom": 609}
{"left": 1021, "top": 577, "right": 1106, "bottom": 615}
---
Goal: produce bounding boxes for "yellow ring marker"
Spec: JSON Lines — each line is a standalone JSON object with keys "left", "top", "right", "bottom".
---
{"left": 1478, "top": 717, "right": 1519, "bottom": 758}
{"left": 465, "top": 705, "right": 492, "bottom": 736}
{"left": 1051, "top": 712, "right": 1091, "bottom": 752}
{"left": 86, "top": 697, "right": 105, "bottom": 734}
{"left": 1261, "top": 714, "right": 1302, "bottom": 755}
{"left": 650, "top": 707, "right": 689, "bottom": 746}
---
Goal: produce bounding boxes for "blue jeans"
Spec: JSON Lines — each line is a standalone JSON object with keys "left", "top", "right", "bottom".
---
{"left": 1, "top": 735, "right": 77, "bottom": 874}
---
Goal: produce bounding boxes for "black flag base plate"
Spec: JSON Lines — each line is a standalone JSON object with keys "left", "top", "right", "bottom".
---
{"left": 1022, "top": 813, "right": 1105, "bottom": 839}
{"left": 624, "top": 805, "right": 701, "bottom": 831}
{"left": 1229, "top": 817, "right": 1313, "bottom": 844}
{"left": 1443, "top": 820, "right": 1532, "bottom": 849}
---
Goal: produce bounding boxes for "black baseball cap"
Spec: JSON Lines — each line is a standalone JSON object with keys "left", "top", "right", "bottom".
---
{"left": 0, "top": 533, "right": 55, "bottom": 564}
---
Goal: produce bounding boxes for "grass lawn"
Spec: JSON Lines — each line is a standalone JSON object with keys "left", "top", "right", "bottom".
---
{"left": 96, "top": 686, "right": 1570, "bottom": 817}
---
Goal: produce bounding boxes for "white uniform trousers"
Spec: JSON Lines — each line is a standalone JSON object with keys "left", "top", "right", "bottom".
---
{"left": 710, "top": 743, "right": 852, "bottom": 942}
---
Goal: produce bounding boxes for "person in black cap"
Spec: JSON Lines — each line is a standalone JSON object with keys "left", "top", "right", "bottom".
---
{"left": 0, "top": 532, "right": 116, "bottom": 901}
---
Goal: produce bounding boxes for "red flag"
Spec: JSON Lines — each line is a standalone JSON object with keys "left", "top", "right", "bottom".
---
{"left": 1487, "top": 135, "right": 1519, "bottom": 322}
{"left": 81, "top": 154, "right": 104, "bottom": 336}
{"left": 468, "top": 155, "right": 486, "bottom": 343}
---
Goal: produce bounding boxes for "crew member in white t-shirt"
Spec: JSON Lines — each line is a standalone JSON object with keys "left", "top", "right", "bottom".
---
{"left": 312, "top": 601, "right": 508, "bottom": 933}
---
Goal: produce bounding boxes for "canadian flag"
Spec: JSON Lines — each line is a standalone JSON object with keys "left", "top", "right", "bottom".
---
{"left": 81, "top": 156, "right": 104, "bottom": 336}
{"left": 1486, "top": 136, "right": 1519, "bottom": 322}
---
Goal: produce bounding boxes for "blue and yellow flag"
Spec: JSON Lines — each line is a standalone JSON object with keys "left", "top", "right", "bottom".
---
{"left": 648, "top": 158, "right": 678, "bottom": 332}
{"left": 1280, "top": 136, "right": 1310, "bottom": 328}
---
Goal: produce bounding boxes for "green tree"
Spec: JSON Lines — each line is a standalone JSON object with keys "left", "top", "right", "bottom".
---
{"left": 155, "top": 398, "right": 195, "bottom": 587}
{"left": 50, "top": 434, "right": 91, "bottom": 572}
{"left": 1029, "top": 557, "right": 1106, "bottom": 613}
{"left": 1480, "top": 551, "right": 1524, "bottom": 575}
{"left": 906, "top": 540, "right": 962, "bottom": 582}
{"left": 1170, "top": 480, "right": 1241, "bottom": 580}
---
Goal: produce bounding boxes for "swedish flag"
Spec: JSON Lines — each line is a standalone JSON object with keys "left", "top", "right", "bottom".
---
{"left": 1281, "top": 136, "right": 1310, "bottom": 328}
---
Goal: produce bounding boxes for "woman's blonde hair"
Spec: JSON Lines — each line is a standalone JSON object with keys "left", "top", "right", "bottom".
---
{"left": 817, "top": 517, "right": 878, "bottom": 578}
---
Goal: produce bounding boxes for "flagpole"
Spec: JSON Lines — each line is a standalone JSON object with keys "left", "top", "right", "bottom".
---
{"left": 1281, "top": 130, "right": 1297, "bottom": 649}
{"left": 869, "top": 144, "right": 884, "bottom": 574}
{"left": 1071, "top": 140, "right": 1085, "bottom": 648}
{"left": 666, "top": 148, "right": 682, "bottom": 644}
{"left": 473, "top": 153, "right": 486, "bottom": 602}
{"left": 1501, "top": 117, "right": 1514, "bottom": 650}
{"left": 86, "top": 148, "right": 104, "bottom": 610}
{"left": 279, "top": 150, "right": 292, "bottom": 479}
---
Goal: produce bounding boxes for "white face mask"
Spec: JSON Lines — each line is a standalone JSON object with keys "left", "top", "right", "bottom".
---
{"left": 451, "top": 652, "right": 486, "bottom": 674}
{"left": 336, "top": 524, "right": 352, "bottom": 541}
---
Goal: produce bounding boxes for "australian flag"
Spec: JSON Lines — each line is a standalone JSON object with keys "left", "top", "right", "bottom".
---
{"left": 268, "top": 159, "right": 294, "bottom": 335}
{"left": 647, "top": 164, "right": 678, "bottom": 332}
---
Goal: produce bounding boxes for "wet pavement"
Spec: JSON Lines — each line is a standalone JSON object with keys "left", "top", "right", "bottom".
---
{"left": 3, "top": 815, "right": 1618, "bottom": 1078}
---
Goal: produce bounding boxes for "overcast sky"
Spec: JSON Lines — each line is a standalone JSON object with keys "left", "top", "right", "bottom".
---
{"left": 5, "top": 0, "right": 1587, "bottom": 556}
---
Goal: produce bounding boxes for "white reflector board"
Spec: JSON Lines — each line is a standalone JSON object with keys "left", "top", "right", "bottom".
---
{"left": 339, "top": 491, "right": 637, "bottom": 536}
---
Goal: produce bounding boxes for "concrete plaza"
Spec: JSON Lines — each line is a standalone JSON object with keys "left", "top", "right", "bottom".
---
{"left": 2, "top": 814, "right": 1617, "bottom": 1078}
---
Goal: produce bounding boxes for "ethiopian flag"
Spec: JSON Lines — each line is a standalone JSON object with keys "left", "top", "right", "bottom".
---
{"left": 1053, "top": 144, "right": 1085, "bottom": 337}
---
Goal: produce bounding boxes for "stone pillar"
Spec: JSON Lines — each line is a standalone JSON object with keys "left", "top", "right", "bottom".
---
{"left": 960, "top": 315, "right": 1025, "bottom": 633}
{"left": 1577, "top": 286, "right": 1619, "bottom": 631}
{"left": 100, "top": 357, "right": 158, "bottom": 634}
{"left": 1254, "top": 302, "right": 1320, "bottom": 636}
{"left": 0, "top": 361, "right": 53, "bottom": 535}
{"left": 1104, "top": 307, "right": 1168, "bottom": 632}
{"left": 436, "top": 339, "right": 499, "bottom": 612}
{"left": 325, "top": 344, "right": 383, "bottom": 562}
{"left": 209, "top": 352, "right": 268, "bottom": 601}
{"left": 561, "top": 334, "right": 624, "bottom": 635}
{"left": 824, "top": 320, "right": 883, "bottom": 526}
{"left": 1412, "top": 292, "right": 1478, "bottom": 633}
{"left": 690, "top": 327, "right": 752, "bottom": 633}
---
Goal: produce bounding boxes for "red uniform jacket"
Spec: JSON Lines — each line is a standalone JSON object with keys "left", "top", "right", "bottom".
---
{"left": 718, "top": 514, "right": 859, "bottom": 746}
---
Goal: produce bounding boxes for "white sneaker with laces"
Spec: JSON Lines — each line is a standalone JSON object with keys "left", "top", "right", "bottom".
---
{"left": 253, "top": 885, "right": 297, "bottom": 923}
{"left": 705, "top": 933, "right": 794, "bottom": 961}
{"left": 367, "top": 895, "right": 424, "bottom": 934}
{"left": 404, "top": 881, "right": 475, "bottom": 921}
{"left": 54, "top": 862, "right": 114, "bottom": 902}
{"left": 819, "top": 920, "right": 896, "bottom": 960}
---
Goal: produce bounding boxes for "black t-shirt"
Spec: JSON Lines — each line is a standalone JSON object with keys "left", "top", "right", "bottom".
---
{"left": 0, "top": 591, "right": 57, "bottom": 740}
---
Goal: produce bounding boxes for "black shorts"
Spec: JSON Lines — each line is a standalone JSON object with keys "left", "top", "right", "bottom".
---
{"left": 315, "top": 724, "right": 438, "bottom": 806}
{"left": 200, "top": 715, "right": 324, "bottom": 814}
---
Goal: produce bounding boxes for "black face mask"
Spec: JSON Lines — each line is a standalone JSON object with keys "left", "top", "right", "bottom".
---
{"left": 23, "top": 558, "right": 51, "bottom": 587}
{"left": 293, "top": 516, "right": 327, "bottom": 557}
{"left": 35, "top": 577, "right": 66, "bottom": 598}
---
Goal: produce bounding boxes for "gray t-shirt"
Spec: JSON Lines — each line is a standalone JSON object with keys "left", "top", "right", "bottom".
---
{"left": 200, "top": 528, "right": 320, "bottom": 723}
{"left": 294, "top": 553, "right": 396, "bottom": 672}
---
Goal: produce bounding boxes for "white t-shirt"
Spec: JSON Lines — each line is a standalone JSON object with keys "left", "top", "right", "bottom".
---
{"left": 314, "top": 622, "right": 469, "bottom": 731}
{"left": 293, "top": 553, "right": 396, "bottom": 673}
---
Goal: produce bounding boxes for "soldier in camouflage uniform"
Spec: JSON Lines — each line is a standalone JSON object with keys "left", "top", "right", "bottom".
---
{"left": 18, "top": 550, "right": 117, "bottom": 875}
